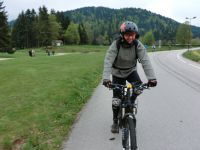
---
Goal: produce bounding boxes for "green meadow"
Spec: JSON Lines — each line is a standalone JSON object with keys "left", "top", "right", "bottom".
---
{"left": 183, "top": 49, "right": 200, "bottom": 62}
{"left": 0, "top": 45, "right": 107, "bottom": 150}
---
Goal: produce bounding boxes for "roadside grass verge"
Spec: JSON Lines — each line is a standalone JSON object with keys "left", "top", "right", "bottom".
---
{"left": 183, "top": 49, "right": 200, "bottom": 62}
{"left": 146, "top": 45, "right": 188, "bottom": 52}
{"left": 0, "top": 49, "right": 105, "bottom": 149}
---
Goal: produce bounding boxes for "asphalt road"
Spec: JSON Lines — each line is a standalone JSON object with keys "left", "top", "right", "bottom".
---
{"left": 62, "top": 48, "right": 200, "bottom": 150}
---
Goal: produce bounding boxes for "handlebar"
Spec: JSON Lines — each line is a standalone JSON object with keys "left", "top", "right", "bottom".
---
{"left": 108, "top": 82, "right": 149, "bottom": 95}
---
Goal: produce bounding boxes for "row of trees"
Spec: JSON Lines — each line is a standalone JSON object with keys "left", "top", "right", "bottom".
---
{"left": 1, "top": 2, "right": 200, "bottom": 52}
{"left": 11, "top": 6, "right": 89, "bottom": 48}
{"left": 0, "top": 1, "right": 91, "bottom": 51}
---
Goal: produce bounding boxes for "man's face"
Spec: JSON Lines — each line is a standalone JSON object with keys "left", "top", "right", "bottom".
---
{"left": 123, "top": 32, "right": 136, "bottom": 44}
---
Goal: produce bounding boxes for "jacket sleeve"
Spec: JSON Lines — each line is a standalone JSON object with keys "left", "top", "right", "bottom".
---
{"left": 136, "top": 40, "right": 156, "bottom": 80}
{"left": 102, "top": 41, "right": 118, "bottom": 80}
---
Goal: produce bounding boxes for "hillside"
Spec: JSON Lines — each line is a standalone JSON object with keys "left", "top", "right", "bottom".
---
{"left": 64, "top": 7, "right": 200, "bottom": 42}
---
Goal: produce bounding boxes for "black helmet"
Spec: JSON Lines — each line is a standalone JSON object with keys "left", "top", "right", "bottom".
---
{"left": 120, "top": 21, "right": 139, "bottom": 38}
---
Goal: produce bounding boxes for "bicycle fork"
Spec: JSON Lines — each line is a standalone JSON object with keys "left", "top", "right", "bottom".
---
{"left": 121, "top": 107, "right": 127, "bottom": 149}
{"left": 121, "top": 107, "right": 137, "bottom": 150}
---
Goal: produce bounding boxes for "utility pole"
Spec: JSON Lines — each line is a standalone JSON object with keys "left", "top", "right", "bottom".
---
{"left": 185, "top": 16, "right": 197, "bottom": 51}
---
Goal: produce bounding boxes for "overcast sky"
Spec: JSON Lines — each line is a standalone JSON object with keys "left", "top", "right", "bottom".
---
{"left": 3, "top": 0, "right": 200, "bottom": 27}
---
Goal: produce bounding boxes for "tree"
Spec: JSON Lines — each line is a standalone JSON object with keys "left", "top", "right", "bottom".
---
{"left": 142, "top": 31, "right": 155, "bottom": 46}
{"left": 49, "top": 14, "right": 61, "bottom": 40}
{"left": 78, "top": 23, "right": 88, "bottom": 44}
{"left": 25, "top": 9, "right": 38, "bottom": 48}
{"left": 64, "top": 22, "right": 80, "bottom": 44}
{"left": 0, "top": 1, "right": 10, "bottom": 52}
{"left": 83, "top": 22, "right": 94, "bottom": 44}
{"left": 54, "top": 11, "right": 70, "bottom": 42}
{"left": 11, "top": 11, "right": 27, "bottom": 48}
{"left": 55, "top": 11, "right": 70, "bottom": 30}
{"left": 176, "top": 22, "right": 192, "bottom": 45}
{"left": 95, "top": 32, "right": 109, "bottom": 45}
{"left": 11, "top": 9, "right": 38, "bottom": 49}
{"left": 38, "top": 6, "right": 52, "bottom": 46}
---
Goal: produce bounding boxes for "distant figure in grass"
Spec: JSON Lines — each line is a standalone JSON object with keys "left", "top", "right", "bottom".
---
{"left": 46, "top": 49, "right": 51, "bottom": 56}
{"left": 52, "top": 50, "right": 55, "bottom": 56}
{"left": 152, "top": 44, "right": 156, "bottom": 52}
{"left": 32, "top": 49, "right": 35, "bottom": 57}
{"left": 29, "top": 49, "right": 35, "bottom": 57}
{"left": 28, "top": 50, "right": 32, "bottom": 57}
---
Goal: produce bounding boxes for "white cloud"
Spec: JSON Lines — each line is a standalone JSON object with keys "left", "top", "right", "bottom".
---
{"left": 146, "top": 0, "right": 173, "bottom": 17}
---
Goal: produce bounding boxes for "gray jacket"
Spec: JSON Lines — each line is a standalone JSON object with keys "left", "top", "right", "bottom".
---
{"left": 103, "top": 40, "right": 156, "bottom": 80}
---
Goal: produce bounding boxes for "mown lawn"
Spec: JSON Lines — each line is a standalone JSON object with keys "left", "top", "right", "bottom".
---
{"left": 0, "top": 45, "right": 107, "bottom": 150}
{"left": 183, "top": 49, "right": 200, "bottom": 62}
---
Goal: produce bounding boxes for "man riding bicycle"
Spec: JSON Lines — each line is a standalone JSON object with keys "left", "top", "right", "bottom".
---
{"left": 102, "top": 21, "right": 157, "bottom": 133}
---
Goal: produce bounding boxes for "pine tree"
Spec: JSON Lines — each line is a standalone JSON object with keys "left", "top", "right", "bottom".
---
{"left": 11, "top": 11, "right": 29, "bottom": 48}
{"left": 78, "top": 23, "right": 88, "bottom": 44}
{"left": 55, "top": 11, "right": 70, "bottom": 30}
{"left": 12, "top": 9, "right": 38, "bottom": 48}
{"left": 0, "top": 1, "right": 10, "bottom": 52}
{"left": 25, "top": 9, "right": 38, "bottom": 48}
{"left": 38, "top": 6, "right": 52, "bottom": 47}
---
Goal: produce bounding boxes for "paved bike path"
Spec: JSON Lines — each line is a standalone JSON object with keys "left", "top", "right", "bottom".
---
{"left": 62, "top": 84, "right": 123, "bottom": 150}
{"left": 62, "top": 50, "right": 200, "bottom": 150}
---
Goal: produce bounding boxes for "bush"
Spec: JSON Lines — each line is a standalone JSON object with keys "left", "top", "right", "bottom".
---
{"left": 7, "top": 48, "right": 16, "bottom": 54}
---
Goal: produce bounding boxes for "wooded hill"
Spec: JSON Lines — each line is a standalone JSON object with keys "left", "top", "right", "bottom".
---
{"left": 64, "top": 6, "right": 200, "bottom": 43}
{"left": 3, "top": 5, "right": 200, "bottom": 51}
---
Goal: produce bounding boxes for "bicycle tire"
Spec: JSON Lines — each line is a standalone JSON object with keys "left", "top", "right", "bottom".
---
{"left": 123, "top": 116, "right": 137, "bottom": 150}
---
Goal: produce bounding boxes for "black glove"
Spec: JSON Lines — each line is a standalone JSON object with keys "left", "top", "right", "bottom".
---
{"left": 103, "top": 79, "right": 111, "bottom": 87}
{"left": 148, "top": 79, "right": 157, "bottom": 87}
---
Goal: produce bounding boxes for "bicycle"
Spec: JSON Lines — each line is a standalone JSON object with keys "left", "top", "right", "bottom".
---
{"left": 108, "top": 82, "right": 149, "bottom": 150}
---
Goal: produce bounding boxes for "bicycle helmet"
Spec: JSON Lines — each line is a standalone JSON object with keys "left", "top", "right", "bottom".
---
{"left": 120, "top": 21, "right": 139, "bottom": 38}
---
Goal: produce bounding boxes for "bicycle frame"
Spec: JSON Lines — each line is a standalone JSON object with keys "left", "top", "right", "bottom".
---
{"left": 119, "top": 85, "right": 136, "bottom": 128}
{"left": 109, "top": 83, "right": 148, "bottom": 150}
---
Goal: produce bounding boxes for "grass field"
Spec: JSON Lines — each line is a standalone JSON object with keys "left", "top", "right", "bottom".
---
{"left": 0, "top": 45, "right": 107, "bottom": 150}
{"left": 183, "top": 49, "right": 200, "bottom": 62}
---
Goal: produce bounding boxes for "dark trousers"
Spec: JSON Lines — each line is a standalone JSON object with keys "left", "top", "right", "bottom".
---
{"left": 112, "top": 71, "right": 142, "bottom": 122}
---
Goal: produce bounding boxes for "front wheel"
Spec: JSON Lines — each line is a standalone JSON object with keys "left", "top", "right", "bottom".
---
{"left": 122, "top": 116, "right": 137, "bottom": 150}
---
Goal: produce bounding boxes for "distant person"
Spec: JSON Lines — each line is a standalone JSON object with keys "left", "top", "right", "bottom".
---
{"left": 152, "top": 44, "right": 156, "bottom": 52}
{"left": 168, "top": 44, "right": 171, "bottom": 50}
{"left": 52, "top": 50, "right": 55, "bottom": 55}
{"left": 28, "top": 50, "right": 32, "bottom": 57}
{"left": 102, "top": 21, "right": 157, "bottom": 133}
{"left": 32, "top": 49, "right": 35, "bottom": 57}
{"left": 46, "top": 49, "right": 51, "bottom": 56}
